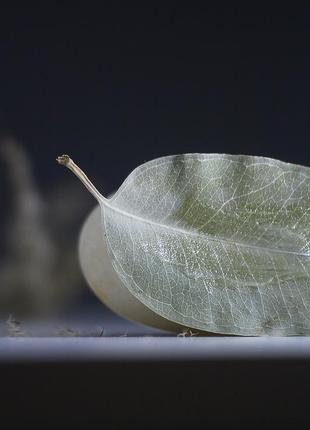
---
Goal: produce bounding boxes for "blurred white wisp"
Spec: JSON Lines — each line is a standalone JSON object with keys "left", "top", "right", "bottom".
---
{"left": 0, "top": 138, "right": 92, "bottom": 318}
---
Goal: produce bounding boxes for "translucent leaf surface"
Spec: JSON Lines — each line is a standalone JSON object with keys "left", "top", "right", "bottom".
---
{"left": 99, "top": 154, "right": 310, "bottom": 335}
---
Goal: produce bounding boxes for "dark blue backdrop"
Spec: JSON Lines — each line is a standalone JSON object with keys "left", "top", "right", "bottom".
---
{"left": 1, "top": 4, "right": 309, "bottom": 196}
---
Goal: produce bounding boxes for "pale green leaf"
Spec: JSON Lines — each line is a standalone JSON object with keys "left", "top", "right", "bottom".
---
{"left": 58, "top": 153, "right": 310, "bottom": 336}
{"left": 101, "top": 154, "right": 310, "bottom": 335}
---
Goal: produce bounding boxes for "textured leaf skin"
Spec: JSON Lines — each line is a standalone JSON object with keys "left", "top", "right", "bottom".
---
{"left": 101, "top": 154, "right": 310, "bottom": 335}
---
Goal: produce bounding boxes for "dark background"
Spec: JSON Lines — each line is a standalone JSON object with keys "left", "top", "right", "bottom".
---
{"left": 1, "top": 3, "right": 309, "bottom": 191}
{"left": 1, "top": 5, "right": 310, "bottom": 430}
{"left": 0, "top": 2, "right": 310, "bottom": 316}
{"left": 0, "top": 4, "right": 309, "bottom": 314}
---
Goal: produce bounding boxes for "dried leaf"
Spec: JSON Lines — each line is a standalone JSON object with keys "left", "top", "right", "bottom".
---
{"left": 60, "top": 154, "right": 310, "bottom": 336}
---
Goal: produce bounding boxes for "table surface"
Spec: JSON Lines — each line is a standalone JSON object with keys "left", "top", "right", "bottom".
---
{"left": 1, "top": 310, "right": 310, "bottom": 429}
{"left": 2, "top": 335, "right": 310, "bottom": 362}
{"left": 2, "top": 307, "right": 310, "bottom": 361}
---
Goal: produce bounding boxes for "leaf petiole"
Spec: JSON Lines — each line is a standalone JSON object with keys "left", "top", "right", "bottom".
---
{"left": 56, "top": 154, "right": 106, "bottom": 203}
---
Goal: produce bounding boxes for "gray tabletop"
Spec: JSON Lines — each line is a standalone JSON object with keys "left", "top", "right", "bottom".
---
{"left": 1, "top": 335, "right": 310, "bottom": 362}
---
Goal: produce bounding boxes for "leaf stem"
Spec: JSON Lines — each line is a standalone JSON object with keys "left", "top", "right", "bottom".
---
{"left": 56, "top": 154, "right": 105, "bottom": 203}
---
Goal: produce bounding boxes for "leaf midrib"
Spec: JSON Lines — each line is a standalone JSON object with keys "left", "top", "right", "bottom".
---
{"left": 102, "top": 199, "right": 309, "bottom": 258}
